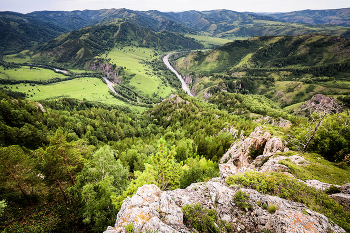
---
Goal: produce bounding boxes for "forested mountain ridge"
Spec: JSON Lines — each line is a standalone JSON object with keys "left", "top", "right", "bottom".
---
{"left": 0, "top": 12, "right": 68, "bottom": 54}
{"left": 30, "top": 20, "right": 203, "bottom": 66}
{"left": 268, "top": 7, "right": 350, "bottom": 27}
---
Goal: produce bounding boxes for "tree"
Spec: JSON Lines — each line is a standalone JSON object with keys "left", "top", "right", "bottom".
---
{"left": 290, "top": 94, "right": 342, "bottom": 153}
{"left": 0, "top": 200, "right": 6, "bottom": 216}
{"left": 151, "top": 138, "right": 183, "bottom": 191}
{"left": 74, "top": 145, "right": 128, "bottom": 232}
{"left": 41, "top": 129, "right": 85, "bottom": 202}
{"left": 0, "top": 145, "right": 36, "bottom": 201}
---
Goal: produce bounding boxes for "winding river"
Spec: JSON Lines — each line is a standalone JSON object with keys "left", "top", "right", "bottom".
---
{"left": 163, "top": 53, "right": 194, "bottom": 97}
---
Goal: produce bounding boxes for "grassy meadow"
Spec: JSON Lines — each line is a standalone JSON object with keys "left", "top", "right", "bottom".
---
{"left": 101, "top": 46, "right": 174, "bottom": 98}
{"left": 0, "top": 66, "right": 67, "bottom": 81}
{"left": 0, "top": 77, "right": 146, "bottom": 111}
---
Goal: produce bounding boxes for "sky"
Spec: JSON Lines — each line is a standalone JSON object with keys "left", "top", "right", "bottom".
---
{"left": 0, "top": 0, "right": 349, "bottom": 14}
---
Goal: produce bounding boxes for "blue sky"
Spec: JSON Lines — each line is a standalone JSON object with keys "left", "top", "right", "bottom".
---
{"left": 1, "top": 0, "right": 349, "bottom": 13}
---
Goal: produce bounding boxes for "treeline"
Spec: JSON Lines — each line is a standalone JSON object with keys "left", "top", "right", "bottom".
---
{"left": 0, "top": 91, "right": 258, "bottom": 232}
{"left": 208, "top": 92, "right": 296, "bottom": 122}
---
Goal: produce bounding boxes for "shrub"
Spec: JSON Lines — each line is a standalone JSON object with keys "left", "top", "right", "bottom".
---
{"left": 233, "top": 190, "right": 252, "bottom": 211}
{"left": 182, "top": 203, "right": 220, "bottom": 233}
{"left": 325, "top": 185, "right": 341, "bottom": 195}
{"left": 267, "top": 204, "right": 279, "bottom": 214}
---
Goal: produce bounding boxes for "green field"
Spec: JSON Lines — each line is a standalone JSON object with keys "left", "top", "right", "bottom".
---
{"left": 0, "top": 66, "right": 67, "bottom": 81}
{"left": 0, "top": 77, "right": 146, "bottom": 111}
{"left": 101, "top": 46, "right": 174, "bottom": 98}
{"left": 186, "top": 33, "right": 238, "bottom": 48}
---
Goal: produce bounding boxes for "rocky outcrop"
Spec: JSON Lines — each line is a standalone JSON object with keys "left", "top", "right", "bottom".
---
{"left": 162, "top": 94, "right": 189, "bottom": 107}
{"left": 183, "top": 74, "right": 192, "bottom": 84}
{"left": 105, "top": 181, "right": 345, "bottom": 233}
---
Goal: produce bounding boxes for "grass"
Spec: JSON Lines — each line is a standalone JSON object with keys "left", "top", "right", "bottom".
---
{"left": 3, "top": 50, "right": 32, "bottom": 63}
{"left": 100, "top": 46, "right": 174, "bottom": 98}
{"left": 185, "top": 33, "right": 234, "bottom": 48}
{"left": 0, "top": 66, "right": 67, "bottom": 81}
{"left": 276, "top": 151, "right": 350, "bottom": 185}
{"left": 0, "top": 77, "right": 145, "bottom": 112}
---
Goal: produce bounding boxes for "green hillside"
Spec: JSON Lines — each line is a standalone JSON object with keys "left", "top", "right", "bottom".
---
{"left": 28, "top": 21, "right": 202, "bottom": 66}
{"left": 268, "top": 7, "right": 350, "bottom": 27}
{"left": 0, "top": 12, "right": 67, "bottom": 55}
{"left": 173, "top": 34, "right": 350, "bottom": 107}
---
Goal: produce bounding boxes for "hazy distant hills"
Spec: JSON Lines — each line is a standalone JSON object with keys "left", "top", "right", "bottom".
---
{"left": 28, "top": 8, "right": 192, "bottom": 33}
{"left": 1, "top": 7, "right": 350, "bottom": 55}
{"left": 268, "top": 8, "right": 350, "bottom": 27}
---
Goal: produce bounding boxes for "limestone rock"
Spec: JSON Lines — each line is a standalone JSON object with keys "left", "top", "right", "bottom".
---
{"left": 104, "top": 184, "right": 187, "bottom": 233}
{"left": 341, "top": 183, "right": 350, "bottom": 194}
{"left": 305, "top": 180, "right": 340, "bottom": 191}
{"left": 263, "top": 137, "right": 284, "bottom": 157}
{"left": 259, "top": 155, "right": 308, "bottom": 173}
{"left": 331, "top": 193, "right": 350, "bottom": 209}
{"left": 105, "top": 181, "right": 345, "bottom": 233}
{"left": 220, "top": 127, "right": 271, "bottom": 168}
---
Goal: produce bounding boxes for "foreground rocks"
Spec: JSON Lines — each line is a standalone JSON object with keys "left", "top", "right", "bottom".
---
{"left": 104, "top": 182, "right": 345, "bottom": 233}
{"left": 104, "top": 126, "right": 347, "bottom": 233}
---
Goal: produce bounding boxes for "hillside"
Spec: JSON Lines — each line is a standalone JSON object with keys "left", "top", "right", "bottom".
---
{"left": 28, "top": 8, "right": 192, "bottom": 34}
{"left": 0, "top": 12, "right": 67, "bottom": 55}
{"left": 29, "top": 21, "right": 203, "bottom": 66}
{"left": 173, "top": 34, "right": 350, "bottom": 107}
{"left": 268, "top": 7, "right": 350, "bottom": 27}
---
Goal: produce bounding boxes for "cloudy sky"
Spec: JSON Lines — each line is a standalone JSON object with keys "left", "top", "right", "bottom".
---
{"left": 1, "top": 0, "right": 349, "bottom": 14}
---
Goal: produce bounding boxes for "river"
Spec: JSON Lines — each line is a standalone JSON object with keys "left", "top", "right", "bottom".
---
{"left": 163, "top": 53, "right": 194, "bottom": 97}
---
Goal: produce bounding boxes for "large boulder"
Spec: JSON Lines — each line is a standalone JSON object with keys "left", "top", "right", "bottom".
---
{"left": 105, "top": 181, "right": 345, "bottom": 233}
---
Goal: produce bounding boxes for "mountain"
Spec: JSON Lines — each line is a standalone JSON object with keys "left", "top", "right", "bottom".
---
{"left": 173, "top": 34, "right": 350, "bottom": 106}
{"left": 268, "top": 7, "right": 350, "bottom": 27}
{"left": 31, "top": 21, "right": 203, "bottom": 65}
{"left": 0, "top": 12, "right": 67, "bottom": 54}
{"left": 27, "top": 8, "right": 192, "bottom": 33}
{"left": 175, "top": 34, "right": 350, "bottom": 73}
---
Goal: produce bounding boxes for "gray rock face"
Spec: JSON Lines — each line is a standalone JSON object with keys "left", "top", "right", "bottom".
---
{"left": 105, "top": 181, "right": 345, "bottom": 233}
{"left": 331, "top": 193, "right": 350, "bottom": 209}
{"left": 341, "top": 183, "right": 350, "bottom": 194}
{"left": 305, "top": 180, "right": 341, "bottom": 191}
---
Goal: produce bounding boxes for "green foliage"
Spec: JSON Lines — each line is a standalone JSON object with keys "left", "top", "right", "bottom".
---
{"left": 267, "top": 204, "right": 279, "bottom": 214}
{"left": 0, "top": 145, "right": 37, "bottom": 199}
{"left": 325, "top": 185, "right": 341, "bottom": 195}
{"left": 308, "top": 112, "right": 350, "bottom": 163}
{"left": 277, "top": 152, "right": 350, "bottom": 185}
{"left": 180, "top": 156, "right": 219, "bottom": 189}
{"left": 226, "top": 171, "right": 350, "bottom": 231}
{"left": 74, "top": 145, "right": 128, "bottom": 232}
{"left": 0, "top": 200, "right": 6, "bottom": 216}
{"left": 182, "top": 203, "right": 220, "bottom": 233}
{"left": 233, "top": 190, "right": 252, "bottom": 211}
{"left": 151, "top": 138, "right": 183, "bottom": 190}
{"left": 124, "top": 222, "right": 135, "bottom": 233}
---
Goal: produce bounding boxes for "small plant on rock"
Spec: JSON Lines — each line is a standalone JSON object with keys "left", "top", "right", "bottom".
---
{"left": 233, "top": 190, "right": 252, "bottom": 211}
{"left": 325, "top": 185, "right": 341, "bottom": 195}
{"left": 267, "top": 204, "right": 279, "bottom": 214}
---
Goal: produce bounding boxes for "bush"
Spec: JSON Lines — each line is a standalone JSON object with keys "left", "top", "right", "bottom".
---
{"left": 233, "top": 190, "right": 252, "bottom": 211}
{"left": 267, "top": 204, "right": 279, "bottom": 213}
{"left": 325, "top": 185, "right": 341, "bottom": 195}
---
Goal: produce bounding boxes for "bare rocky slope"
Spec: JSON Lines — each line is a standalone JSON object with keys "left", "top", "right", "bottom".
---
{"left": 104, "top": 126, "right": 350, "bottom": 233}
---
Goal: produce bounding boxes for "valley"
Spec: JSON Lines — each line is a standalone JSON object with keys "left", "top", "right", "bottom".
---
{"left": 0, "top": 5, "right": 350, "bottom": 233}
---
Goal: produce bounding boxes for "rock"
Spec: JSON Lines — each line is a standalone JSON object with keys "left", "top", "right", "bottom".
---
{"left": 263, "top": 137, "right": 284, "bottom": 156}
{"left": 218, "top": 163, "right": 253, "bottom": 179}
{"left": 341, "top": 183, "right": 350, "bottom": 194}
{"left": 259, "top": 155, "right": 308, "bottom": 173}
{"left": 305, "top": 180, "right": 340, "bottom": 191}
{"left": 104, "top": 184, "right": 187, "bottom": 233}
{"left": 105, "top": 181, "right": 345, "bottom": 233}
{"left": 331, "top": 193, "right": 350, "bottom": 209}
{"left": 163, "top": 94, "right": 189, "bottom": 107}
{"left": 220, "top": 127, "right": 271, "bottom": 168}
